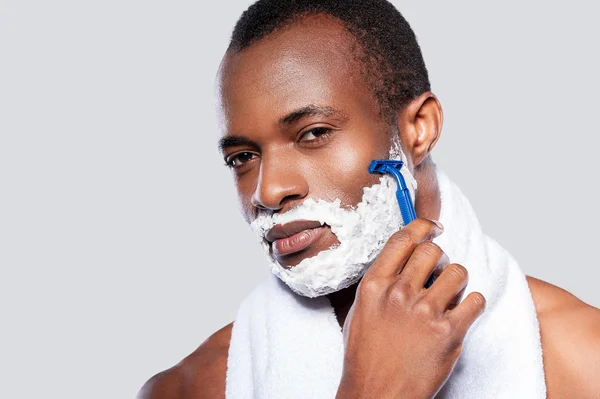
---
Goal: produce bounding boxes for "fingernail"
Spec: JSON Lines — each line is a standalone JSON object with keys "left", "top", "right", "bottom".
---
{"left": 433, "top": 220, "right": 444, "bottom": 231}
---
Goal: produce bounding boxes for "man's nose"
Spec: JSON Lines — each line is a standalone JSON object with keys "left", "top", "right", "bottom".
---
{"left": 250, "top": 154, "right": 308, "bottom": 211}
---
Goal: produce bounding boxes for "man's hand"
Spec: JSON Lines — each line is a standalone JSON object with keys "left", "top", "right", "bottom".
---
{"left": 336, "top": 218, "right": 486, "bottom": 399}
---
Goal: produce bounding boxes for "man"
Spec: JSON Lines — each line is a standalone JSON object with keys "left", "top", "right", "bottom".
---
{"left": 139, "top": 0, "right": 600, "bottom": 397}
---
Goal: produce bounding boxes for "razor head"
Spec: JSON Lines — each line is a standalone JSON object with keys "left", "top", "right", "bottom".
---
{"left": 368, "top": 159, "right": 404, "bottom": 174}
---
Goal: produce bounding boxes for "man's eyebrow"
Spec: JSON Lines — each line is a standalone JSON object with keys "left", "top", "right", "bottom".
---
{"left": 218, "top": 105, "right": 347, "bottom": 153}
{"left": 279, "top": 105, "right": 348, "bottom": 126}
{"left": 218, "top": 135, "right": 259, "bottom": 154}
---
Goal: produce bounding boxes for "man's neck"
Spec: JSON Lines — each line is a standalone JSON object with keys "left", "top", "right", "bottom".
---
{"left": 327, "top": 281, "right": 359, "bottom": 328}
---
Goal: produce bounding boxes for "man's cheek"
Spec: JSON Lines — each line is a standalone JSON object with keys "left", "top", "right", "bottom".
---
{"left": 234, "top": 173, "right": 259, "bottom": 222}
{"left": 309, "top": 146, "right": 382, "bottom": 204}
{"left": 237, "top": 190, "right": 255, "bottom": 224}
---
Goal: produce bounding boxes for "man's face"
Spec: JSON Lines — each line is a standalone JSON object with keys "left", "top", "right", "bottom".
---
{"left": 218, "top": 16, "right": 396, "bottom": 269}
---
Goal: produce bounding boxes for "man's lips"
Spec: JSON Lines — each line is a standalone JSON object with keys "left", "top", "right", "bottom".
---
{"left": 265, "top": 220, "right": 326, "bottom": 257}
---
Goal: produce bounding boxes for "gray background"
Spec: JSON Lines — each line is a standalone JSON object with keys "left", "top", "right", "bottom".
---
{"left": 1, "top": 1, "right": 598, "bottom": 398}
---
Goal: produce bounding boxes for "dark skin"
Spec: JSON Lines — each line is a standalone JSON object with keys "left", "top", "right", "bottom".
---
{"left": 139, "top": 14, "right": 600, "bottom": 399}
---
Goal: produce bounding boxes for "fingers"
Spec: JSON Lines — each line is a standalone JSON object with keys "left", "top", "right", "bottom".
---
{"left": 427, "top": 263, "right": 469, "bottom": 311}
{"left": 365, "top": 218, "right": 444, "bottom": 280}
{"left": 396, "top": 241, "right": 450, "bottom": 293}
{"left": 447, "top": 291, "right": 486, "bottom": 335}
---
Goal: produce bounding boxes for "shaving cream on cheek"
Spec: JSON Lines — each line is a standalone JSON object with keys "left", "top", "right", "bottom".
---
{"left": 249, "top": 144, "right": 418, "bottom": 297}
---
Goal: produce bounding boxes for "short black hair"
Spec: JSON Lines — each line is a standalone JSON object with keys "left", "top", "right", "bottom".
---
{"left": 228, "top": 0, "right": 431, "bottom": 122}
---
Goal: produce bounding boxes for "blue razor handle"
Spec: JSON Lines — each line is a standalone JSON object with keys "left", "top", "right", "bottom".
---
{"left": 368, "top": 160, "right": 436, "bottom": 289}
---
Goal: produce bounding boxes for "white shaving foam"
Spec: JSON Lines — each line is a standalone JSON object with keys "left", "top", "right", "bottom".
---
{"left": 249, "top": 142, "right": 417, "bottom": 297}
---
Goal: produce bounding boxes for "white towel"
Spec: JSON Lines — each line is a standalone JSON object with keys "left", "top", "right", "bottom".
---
{"left": 225, "top": 166, "right": 547, "bottom": 398}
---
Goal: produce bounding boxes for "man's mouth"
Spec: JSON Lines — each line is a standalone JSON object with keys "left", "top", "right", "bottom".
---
{"left": 265, "top": 220, "right": 327, "bottom": 257}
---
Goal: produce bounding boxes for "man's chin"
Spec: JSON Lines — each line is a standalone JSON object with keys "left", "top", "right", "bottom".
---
{"left": 274, "top": 266, "right": 366, "bottom": 298}
{"left": 260, "top": 226, "right": 374, "bottom": 298}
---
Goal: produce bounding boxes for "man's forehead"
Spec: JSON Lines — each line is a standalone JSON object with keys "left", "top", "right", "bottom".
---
{"left": 216, "top": 17, "right": 368, "bottom": 136}
{"left": 218, "top": 15, "right": 361, "bottom": 96}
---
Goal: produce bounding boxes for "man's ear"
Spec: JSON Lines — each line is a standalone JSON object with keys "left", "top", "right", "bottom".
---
{"left": 396, "top": 92, "right": 443, "bottom": 168}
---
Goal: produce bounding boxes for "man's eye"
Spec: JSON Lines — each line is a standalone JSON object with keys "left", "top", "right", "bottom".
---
{"left": 299, "top": 127, "right": 332, "bottom": 142}
{"left": 226, "top": 152, "right": 256, "bottom": 168}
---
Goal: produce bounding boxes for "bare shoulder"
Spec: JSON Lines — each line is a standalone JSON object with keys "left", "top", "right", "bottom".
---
{"left": 526, "top": 276, "right": 600, "bottom": 399}
{"left": 137, "top": 322, "right": 233, "bottom": 399}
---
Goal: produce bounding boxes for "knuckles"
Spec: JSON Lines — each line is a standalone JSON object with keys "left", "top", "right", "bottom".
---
{"left": 445, "top": 263, "right": 469, "bottom": 284}
{"left": 433, "top": 318, "right": 456, "bottom": 341}
{"left": 388, "top": 281, "right": 411, "bottom": 306}
{"left": 388, "top": 293, "right": 461, "bottom": 346}
{"left": 415, "top": 241, "right": 444, "bottom": 259}
{"left": 357, "top": 276, "right": 387, "bottom": 299}
{"left": 412, "top": 299, "right": 436, "bottom": 319}
{"left": 387, "top": 228, "right": 417, "bottom": 251}
{"left": 387, "top": 218, "right": 440, "bottom": 249}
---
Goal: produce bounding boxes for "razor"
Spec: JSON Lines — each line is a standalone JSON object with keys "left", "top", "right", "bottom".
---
{"left": 369, "top": 159, "right": 436, "bottom": 288}
{"left": 368, "top": 160, "right": 417, "bottom": 225}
